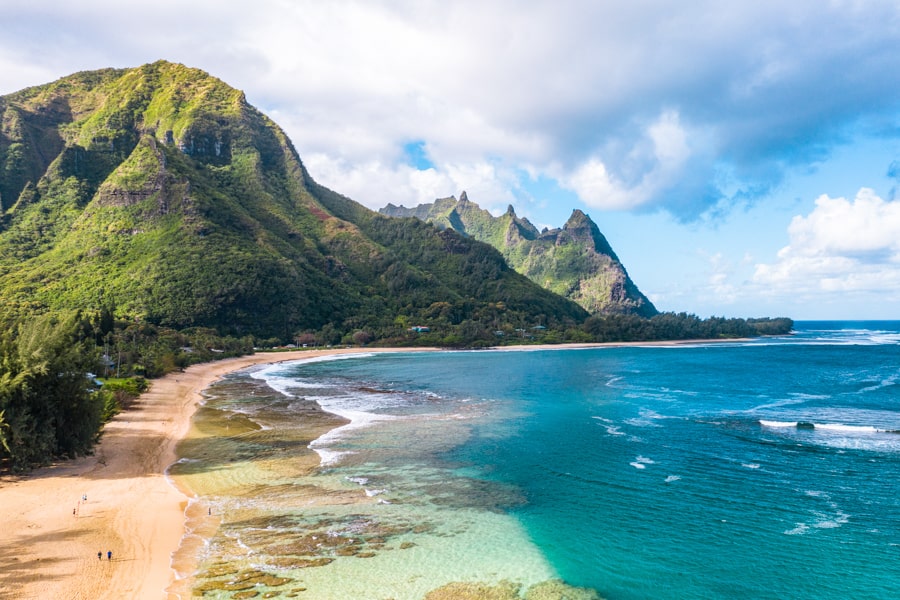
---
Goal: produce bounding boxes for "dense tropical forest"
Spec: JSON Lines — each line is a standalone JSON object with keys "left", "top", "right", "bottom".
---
{"left": 0, "top": 309, "right": 253, "bottom": 472}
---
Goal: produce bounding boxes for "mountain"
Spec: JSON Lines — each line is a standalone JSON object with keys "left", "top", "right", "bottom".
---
{"left": 381, "top": 193, "right": 657, "bottom": 317}
{"left": 0, "top": 61, "right": 587, "bottom": 340}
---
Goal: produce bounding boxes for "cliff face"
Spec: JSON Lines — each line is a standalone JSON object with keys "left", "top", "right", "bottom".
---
{"left": 381, "top": 194, "right": 657, "bottom": 316}
{"left": 0, "top": 62, "right": 588, "bottom": 338}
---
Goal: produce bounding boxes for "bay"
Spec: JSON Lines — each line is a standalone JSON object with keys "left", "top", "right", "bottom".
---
{"left": 170, "top": 321, "right": 900, "bottom": 599}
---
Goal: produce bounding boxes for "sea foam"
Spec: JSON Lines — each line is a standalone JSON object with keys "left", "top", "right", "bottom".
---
{"left": 630, "top": 456, "right": 655, "bottom": 469}
{"left": 760, "top": 419, "right": 897, "bottom": 434}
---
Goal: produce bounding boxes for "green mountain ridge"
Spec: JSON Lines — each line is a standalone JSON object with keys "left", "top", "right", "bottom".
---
{"left": 0, "top": 61, "right": 588, "bottom": 341}
{"left": 380, "top": 192, "right": 657, "bottom": 317}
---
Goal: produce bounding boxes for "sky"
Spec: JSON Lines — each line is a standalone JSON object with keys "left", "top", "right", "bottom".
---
{"left": 2, "top": 0, "right": 900, "bottom": 320}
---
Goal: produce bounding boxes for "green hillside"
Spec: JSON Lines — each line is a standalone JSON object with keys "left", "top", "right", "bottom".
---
{"left": 0, "top": 61, "right": 588, "bottom": 341}
{"left": 381, "top": 192, "right": 657, "bottom": 316}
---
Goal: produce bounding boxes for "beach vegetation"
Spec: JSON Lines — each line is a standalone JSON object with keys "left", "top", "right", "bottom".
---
{"left": 0, "top": 312, "right": 104, "bottom": 471}
{"left": 0, "top": 309, "right": 256, "bottom": 472}
{"left": 583, "top": 312, "right": 793, "bottom": 342}
{"left": 96, "top": 376, "right": 149, "bottom": 419}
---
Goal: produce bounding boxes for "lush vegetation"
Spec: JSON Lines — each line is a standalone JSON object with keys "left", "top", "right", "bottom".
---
{"left": 0, "top": 313, "right": 104, "bottom": 471}
{"left": 381, "top": 194, "right": 657, "bottom": 316}
{"left": 0, "top": 308, "right": 254, "bottom": 472}
{"left": 582, "top": 313, "right": 794, "bottom": 343}
{"left": 0, "top": 62, "right": 794, "bottom": 472}
{"left": 0, "top": 62, "right": 590, "bottom": 342}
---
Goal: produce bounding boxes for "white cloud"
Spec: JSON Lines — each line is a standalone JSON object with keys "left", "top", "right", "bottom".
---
{"left": 706, "top": 252, "right": 739, "bottom": 304}
{"left": 0, "top": 49, "right": 63, "bottom": 94}
{"left": 561, "top": 158, "right": 628, "bottom": 209}
{"left": 4, "top": 0, "right": 898, "bottom": 222}
{"left": 784, "top": 190, "right": 900, "bottom": 259}
{"left": 754, "top": 189, "right": 900, "bottom": 297}
{"left": 304, "top": 153, "right": 521, "bottom": 213}
{"left": 302, "top": 154, "right": 449, "bottom": 209}
{"left": 559, "top": 110, "right": 694, "bottom": 210}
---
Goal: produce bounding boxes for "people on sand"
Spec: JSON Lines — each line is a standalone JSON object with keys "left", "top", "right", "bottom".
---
{"left": 97, "top": 551, "right": 102, "bottom": 560}
{"left": 107, "top": 550, "right": 112, "bottom": 561}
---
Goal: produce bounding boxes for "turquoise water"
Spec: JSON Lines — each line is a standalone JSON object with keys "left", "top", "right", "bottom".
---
{"left": 182, "top": 322, "right": 900, "bottom": 599}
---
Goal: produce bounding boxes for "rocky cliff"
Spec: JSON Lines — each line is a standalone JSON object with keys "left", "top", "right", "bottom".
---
{"left": 381, "top": 193, "right": 657, "bottom": 316}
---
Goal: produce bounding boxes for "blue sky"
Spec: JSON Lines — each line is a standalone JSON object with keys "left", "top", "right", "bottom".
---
{"left": 2, "top": 0, "right": 899, "bottom": 319}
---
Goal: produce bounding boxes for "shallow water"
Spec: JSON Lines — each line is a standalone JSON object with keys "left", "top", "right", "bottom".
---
{"left": 170, "top": 322, "right": 900, "bottom": 599}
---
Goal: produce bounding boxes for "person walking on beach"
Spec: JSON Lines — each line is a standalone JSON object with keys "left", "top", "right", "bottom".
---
{"left": 97, "top": 551, "right": 102, "bottom": 560}
{"left": 107, "top": 550, "right": 112, "bottom": 561}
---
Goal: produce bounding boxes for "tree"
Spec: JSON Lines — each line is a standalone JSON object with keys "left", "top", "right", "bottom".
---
{"left": 352, "top": 330, "right": 373, "bottom": 345}
{"left": 0, "top": 312, "right": 103, "bottom": 471}
{"left": 296, "top": 332, "right": 317, "bottom": 347}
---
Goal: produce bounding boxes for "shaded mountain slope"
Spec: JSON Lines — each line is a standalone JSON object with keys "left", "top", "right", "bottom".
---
{"left": 381, "top": 193, "right": 657, "bottom": 316}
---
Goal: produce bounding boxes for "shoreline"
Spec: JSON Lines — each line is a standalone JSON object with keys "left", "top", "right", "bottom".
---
{"left": 0, "top": 339, "right": 744, "bottom": 599}
{"left": 0, "top": 347, "right": 425, "bottom": 600}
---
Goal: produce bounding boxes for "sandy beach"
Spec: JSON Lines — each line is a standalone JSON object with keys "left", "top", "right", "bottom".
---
{"left": 0, "top": 339, "right": 739, "bottom": 600}
{"left": 0, "top": 347, "right": 430, "bottom": 600}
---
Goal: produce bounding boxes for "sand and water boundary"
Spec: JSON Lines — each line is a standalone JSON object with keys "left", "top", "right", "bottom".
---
{"left": 0, "top": 340, "right": 738, "bottom": 599}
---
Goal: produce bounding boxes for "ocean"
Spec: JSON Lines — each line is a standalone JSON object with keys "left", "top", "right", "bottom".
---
{"left": 169, "top": 321, "right": 900, "bottom": 599}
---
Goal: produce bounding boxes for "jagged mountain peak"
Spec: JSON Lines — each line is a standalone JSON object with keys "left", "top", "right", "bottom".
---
{"left": 560, "top": 209, "right": 619, "bottom": 259}
{"left": 379, "top": 194, "right": 656, "bottom": 316}
{"left": 564, "top": 209, "right": 589, "bottom": 226}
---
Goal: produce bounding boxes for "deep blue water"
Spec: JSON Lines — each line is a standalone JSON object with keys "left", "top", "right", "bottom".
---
{"left": 260, "top": 322, "right": 900, "bottom": 599}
